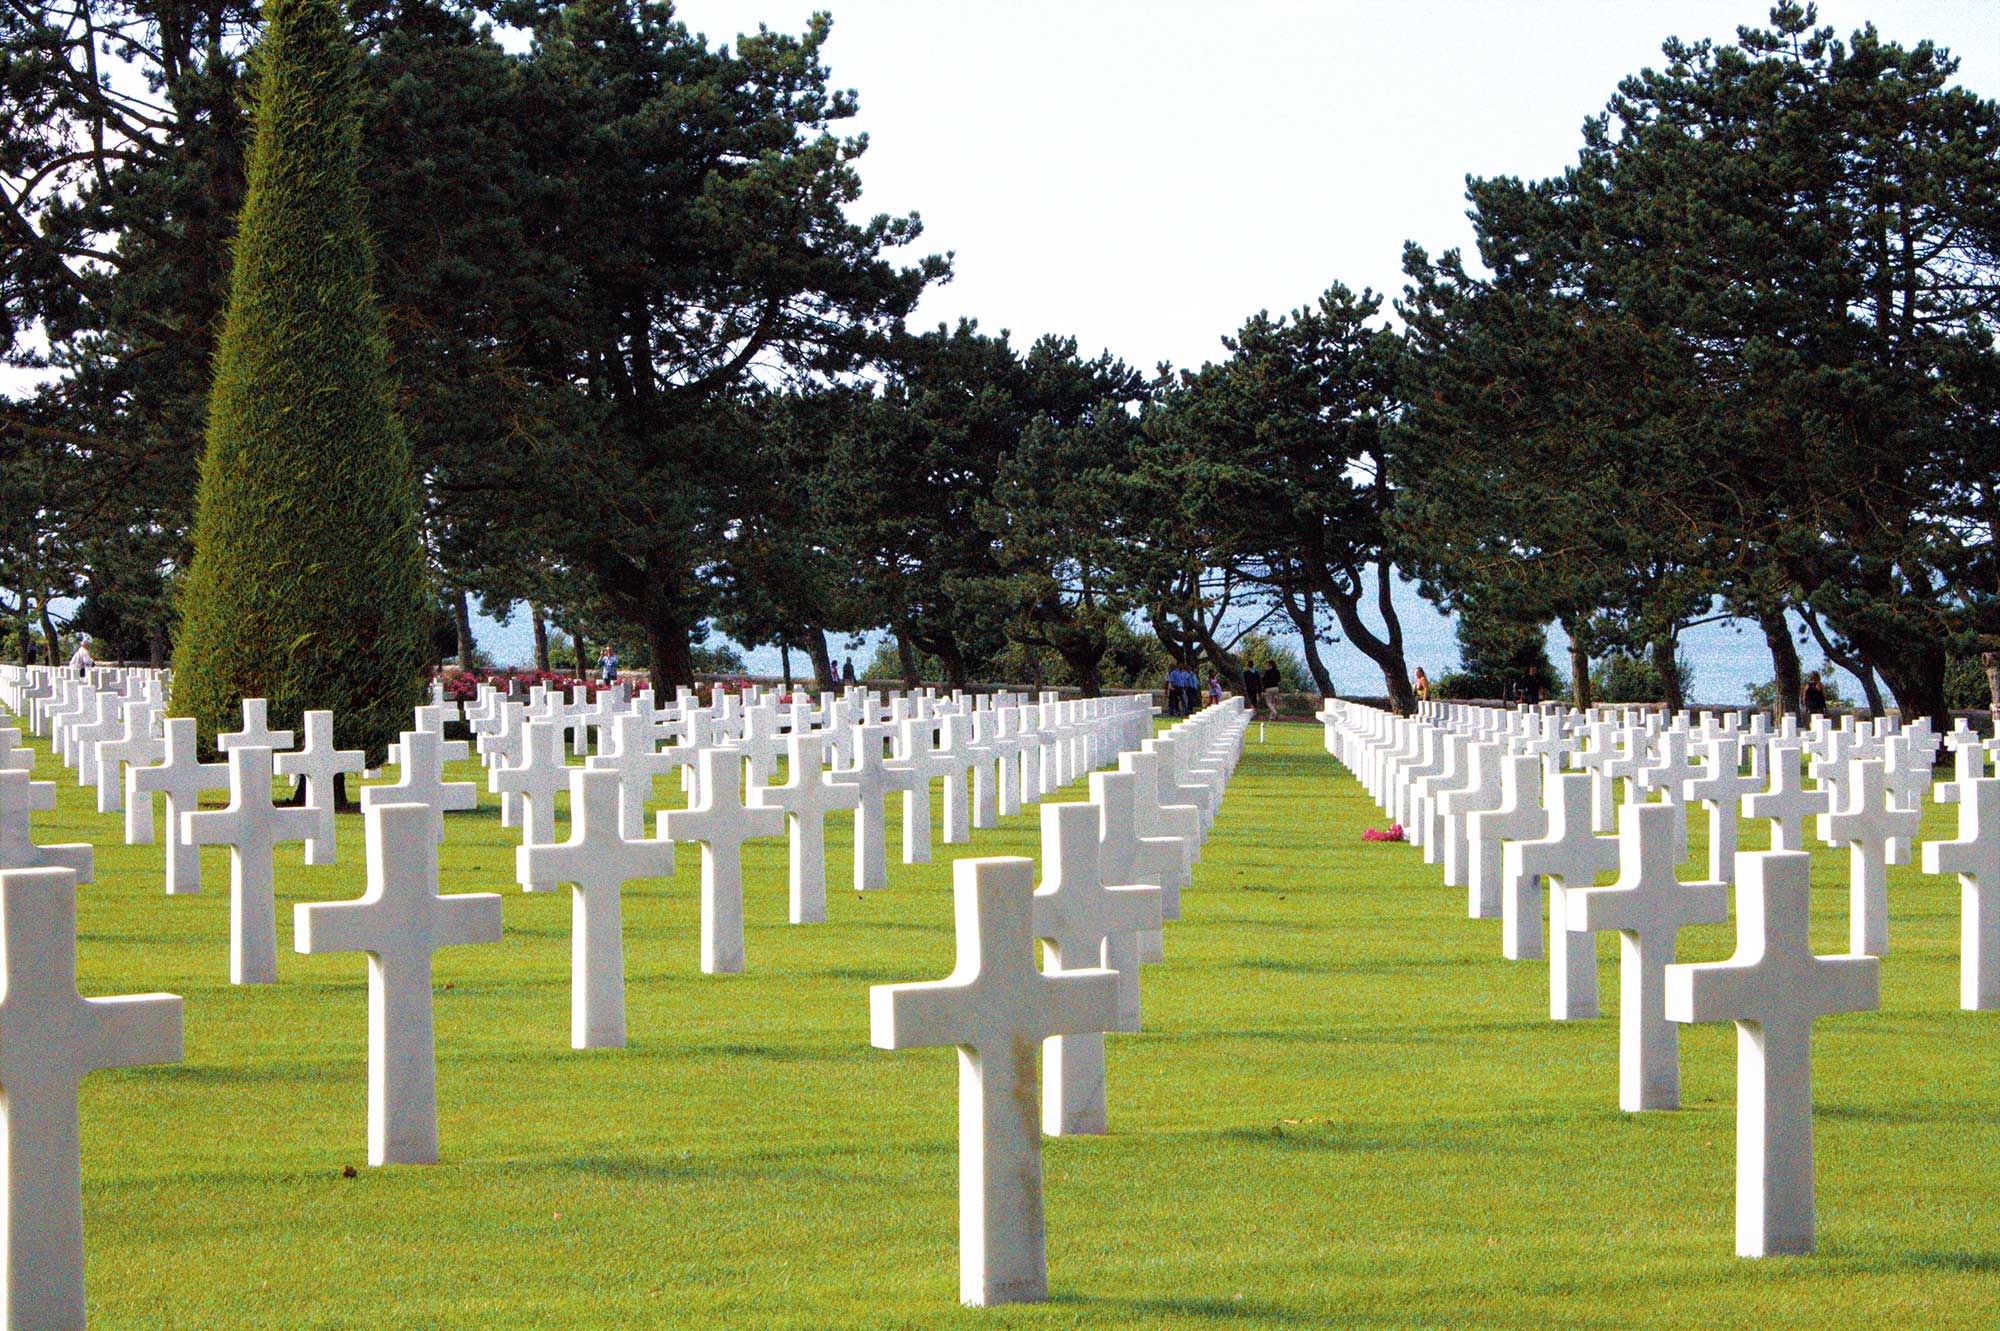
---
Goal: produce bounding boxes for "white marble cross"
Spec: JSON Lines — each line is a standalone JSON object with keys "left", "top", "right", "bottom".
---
{"left": 360, "top": 729, "right": 478, "bottom": 844}
{"left": 937, "top": 714, "right": 975, "bottom": 845}
{"left": 869, "top": 856, "right": 1119, "bottom": 1306}
{"left": 1939, "top": 723, "right": 1989, "bottom": 805}
{"left": 1665, "top": 850, "right": 1878, "bottom": 1256}
{"left": 66, "top": 693, "right": 121, "bottom": 788}
{"left": 1031, "top": 801, "right": 1161, "bottom": 1136}
{"left": 91, "top": 700, "right": 159, "bottom": 815}
{"left": 748, "top": 732, "right": 860, "bottom": 924}
{"left": 0, "top": 768, "right": 93, "bottom": 882}
{"left": 519, "top": 768, "right": 675, "bottom": 1048}
{"left": 1567, "top": 801, "right": 1727, "bottom": 1110}
{"left": 660, "top": 747, "right": 784, "bottom": 974}
{"left": 125, "top": 717, "right": 229, "bottom": 890}
{"left": 1090, "top": 768, "right": 1188, "bottom": 970}
{"left": 220, "top": 697, "right": 294, "bottom": 753}
{"left": 274, "top": 710, "right": 365, "bottom": 866}
{"left": 1502, "top": 771, "right": 1617, "bottom": 1016}
{"left": 1569, "top": 717, "right": 1622, "bottom": 833}
{"left": 1743, "top": 743, "right": 1828, "bottom": 853}
{"left": 1466, "top": 753, "right": 1546, "bottom": 922}
{"left": 1685, "top": 736, "right": 1759, "bottom": 885}
{"left": 491, "top": 720, "right": 571, "bottom": 876}
{"left": 1817, "top": 756, "right": 1920, "bottom": 957}
{"left": 585, "top": 711, "right": 687, "bottom": 840}
{"left": 839, "top": 722, "right": 901, "bottom": 892}
{"left": 1922, "top": 776, "right": 2000, "bottom": 1010}
{"left": 889, "top": 718, "right": 948, "bottom": 865}
{"left": 294, "top": 801, "right": 503, "bottom": 1165}
{"left": 183, "top": 746, "right": 319, "bottom": 985}
{"left": 0, "top": 866, "right": 182, "bottom": 1331}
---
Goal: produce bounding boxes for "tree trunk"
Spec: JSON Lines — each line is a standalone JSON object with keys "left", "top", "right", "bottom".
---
{"left": 1873, "top": 649, "right": 1948, "bottom": 732}
{"left": 39, "top": 602, "right": 60, "bottom": 666}
{"left": 452, "top": 589, "right": 475, "bottom": 667}
{"left": 1568, "top": 635, "right": 1592, "bottom": 711}
{"left": 1757, "top": 608, "right": 1801, "bottom": 724}
{"left": 1985, "top": 651, "right": 2000, "bottom": 736}
{"left": 780, "top": 643, "right": 793, "bottom": 694}
{"left": 148, "top": 623, "right": 166, "bottom": 671}
{"left": 1279, "top": 587, "right": 1336, "bottom": 698}
{"left": 896, "top": 634, "right": 920, "bottom": 691}
{"left": 1800, "top": 604, "right": 1883, "bottom": 717}
{"left": 571, "top": 623, "right": 588, "bottom": 681}
{"left": 807, "top": 628, "right": 835, "bottom": 692}
{"left": 643, "top": 601, "right": 694, "bottom": 690}
{"left": 1056, "top": 647, "right": 1104, "bottom": 698}
{"left": 531, "top": 603, "right": 551, "bottom": 673}
{"left": 1651, "top": 636, "right": 1684, "bottom": 714}
{"left": 1322, "top": 582, "right": 1414, "bottom": 714}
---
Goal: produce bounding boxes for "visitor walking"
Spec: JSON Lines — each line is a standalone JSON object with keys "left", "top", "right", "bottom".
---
{"left": 841, "top": 657, "right": 857, "bottom": 685}
{"left": 1260, "top": 661, "right": 1282, "bottom": 719}
{"left": 598, "top": 648, "right": 619, "bottom": 685}
{"left": 1802, "top": 671, "right": 1828, "bottom": 718}
{"left": 67, "top": 641, "right": 93, "bottom": 676}
{"left": 1207, "top": 672, "right": 1223, "bottom": 706}
{"left": 1241, "top": 660, "right": 1264, "bottom": 715}
{"left": 1414, "top": 666, "right": 1431, "bottom": 704}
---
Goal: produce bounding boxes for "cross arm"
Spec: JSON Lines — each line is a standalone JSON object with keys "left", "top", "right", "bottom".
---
{"left": 870, "top": 978, "right": 972, "bottom": 1051}
{"left": 433, "top": 893, "right": 505, "bottom": 950}
{"left": 294, "top": 898, "right": 381, "bottom": 956}
{"left": 81, "top": 992, "right": 183, "bottom": 1073}
{"left": 1038, "top": 965, "right": 1120, "bottom": 1039}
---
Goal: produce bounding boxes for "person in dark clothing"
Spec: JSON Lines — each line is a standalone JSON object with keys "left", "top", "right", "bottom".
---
{"left": 841, "top": 658, "right": 856, "bottom": 685}
{"left": 1242, "top": 663, "right": 1263, "bottom": 713}
{"left": 1260, "top": 663, "right": 1281, "bottom": 719}
{"left": 1802, "top": 671, "right": 1828, "bottom": 717}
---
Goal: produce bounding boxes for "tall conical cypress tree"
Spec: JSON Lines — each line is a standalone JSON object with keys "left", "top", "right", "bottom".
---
{"left": 172, "top": 0, "right": 428, "bottom": 760}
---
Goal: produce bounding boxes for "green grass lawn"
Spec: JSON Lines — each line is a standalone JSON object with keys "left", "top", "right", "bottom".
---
{"left": 45, "top": 718, "right": 2000, "bottom": 1328}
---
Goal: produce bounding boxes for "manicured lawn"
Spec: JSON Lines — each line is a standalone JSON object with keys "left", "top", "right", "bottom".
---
{"left": 48, "top": 718, "right": 2000, "bottom": 1327}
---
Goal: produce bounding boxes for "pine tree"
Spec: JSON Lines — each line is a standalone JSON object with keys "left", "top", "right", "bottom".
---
{"left": 170, "top": 0, "right": 427, "bottom": 759}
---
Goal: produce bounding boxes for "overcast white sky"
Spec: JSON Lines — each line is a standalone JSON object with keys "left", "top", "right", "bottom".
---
{"left": 668, "top": 0, "right": 2000, "bottom": 373}
{"left": 566, "top": 0, "right": 1996, "bottom": 699}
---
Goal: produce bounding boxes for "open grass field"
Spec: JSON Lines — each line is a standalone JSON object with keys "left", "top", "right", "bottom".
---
{"left": 44, "top": 716, "right": 2000, "bottom": 1328}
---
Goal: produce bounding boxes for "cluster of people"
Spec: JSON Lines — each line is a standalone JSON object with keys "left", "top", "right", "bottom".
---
{"left": 1163, "top": 662, "right": 1218, "bottom": 717}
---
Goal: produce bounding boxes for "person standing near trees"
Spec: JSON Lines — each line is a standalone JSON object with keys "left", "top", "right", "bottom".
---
{"left": 1241, "top": 660, "right": 1264, "bottom": 714}
{"left": 1414, "top": 666, "right": 1431, "bottom": 704}
{"left": 598, "top": 648, "right": 619, "bottom": 685}
{"left": 1802, "top": 671, "right": 1828, "bottom": 718}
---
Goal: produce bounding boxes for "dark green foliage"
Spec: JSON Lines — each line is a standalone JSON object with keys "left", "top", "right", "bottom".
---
{"left": 1945, "top": 656, "right": 1994, "bottom": 711}
{"left": 170, "top": 0, "right": 427, "bottom": 759}
{"left": 1747, "top": 674, "right": 1848, "bottom": 711}
{"left": 690, "top": 643, "right": 748, "bottom": 676}
{"left": 1592, "top": 652, "right": 1696, "bottom": 706}
{"left": 1434, "top": 608, "right": 1558, "bottom": 701}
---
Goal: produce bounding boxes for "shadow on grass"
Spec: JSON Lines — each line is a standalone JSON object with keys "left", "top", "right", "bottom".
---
{"left": 1075, "top": 1293, "right": 1331, "bottom": 1324}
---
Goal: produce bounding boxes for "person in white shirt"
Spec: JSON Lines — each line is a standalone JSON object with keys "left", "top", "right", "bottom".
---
{"left": 67, "top": 642, "right": 94, "bottom": 675}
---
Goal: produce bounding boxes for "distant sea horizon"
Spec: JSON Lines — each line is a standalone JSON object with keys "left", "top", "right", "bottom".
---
{"left": 468, "top": 570, "right": 1845, "bottom": 708}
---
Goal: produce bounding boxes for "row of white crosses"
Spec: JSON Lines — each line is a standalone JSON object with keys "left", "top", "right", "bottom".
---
{"left": 871, "top": 699, "right": 1246, "bottom": 1305}
{"left": 469, "top": 680, "right": 1159, "bottom": 1035}
{"left": 0, "top": 670, "right": 1213, "bottom": 1322}
{"left": 1320, "top": 695, "right": 1988, "bottom": 1256}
